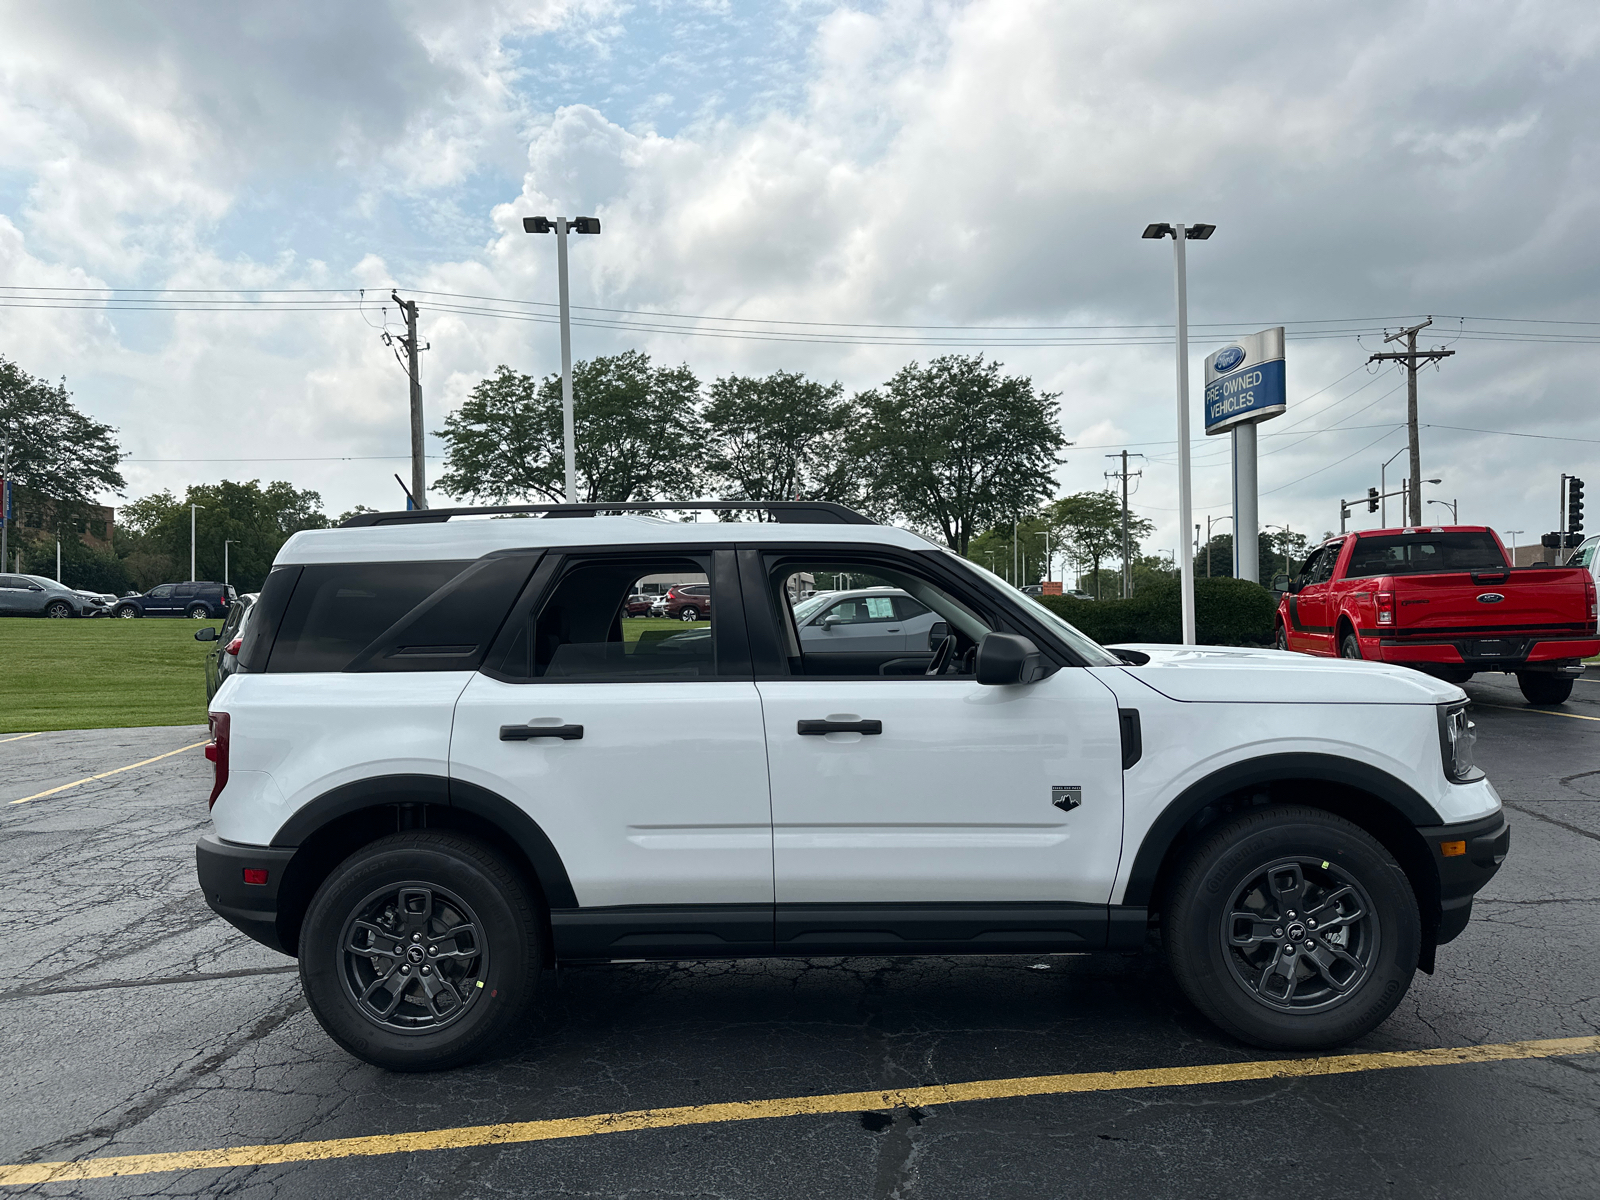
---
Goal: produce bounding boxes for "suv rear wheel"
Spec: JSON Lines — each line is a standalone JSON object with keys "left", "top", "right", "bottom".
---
{"left": 1164, "top": 805, "right": 1419, "bottom": 1050}
{"left": 187, "top": 603, "right": 210, "bottom": 619}
{"left": 678, "top": 605, "right": 700, "bottom": 622}
{"left": 299, "top": 832, "right": 546, "bottom": 1071}
{"left": 1517, "top": 672, "right": 1573, "bottom": 706}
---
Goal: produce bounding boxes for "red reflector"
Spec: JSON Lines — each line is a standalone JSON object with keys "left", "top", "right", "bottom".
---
{"left": 207, "top": 711, "right": 230, "bottom": 809}
{"left": 204, "top": 742, "right": 218, "bottom": 762}
{"left": 243, "top": 868, "right": 268, "bottom": 885}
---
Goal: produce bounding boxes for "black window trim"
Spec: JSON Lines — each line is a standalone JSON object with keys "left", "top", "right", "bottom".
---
{"left": 737, "top": 541, "right": 1089, "bottom": 681}
{"left": 478, "top": 544, "right": 752, "bottom": 685}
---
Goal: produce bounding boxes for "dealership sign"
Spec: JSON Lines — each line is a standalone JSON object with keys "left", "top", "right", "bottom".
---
{"left": 1204, "top": 327, "right": 1286, "bottom": 435}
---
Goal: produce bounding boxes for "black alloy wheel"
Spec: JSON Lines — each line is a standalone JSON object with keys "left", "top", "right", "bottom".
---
{"left": 1164, "top": 805, "right": 1419, "bottom": 1049}
{"left": 1340, "top": 633, "right": 1362, "bottom": 659}
{"left": 187, "top": 604, "right": 210, "bottom": 620}
{"left": 45, "top": 601, "right": 73, "bottom": 618}
{"left": 1517, "top": 672, "right": 1574, "bottom": 706}
{"left": 300, "top": 832, "right": 545, "bottom": 1072}
{"left": 678, "top": 606, "right": 699, "bottom": 622}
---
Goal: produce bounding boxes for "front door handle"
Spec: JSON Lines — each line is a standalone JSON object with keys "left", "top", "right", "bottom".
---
{"left": 797, "top": 719, "right": 882, "bottom": 735}
{"left": 501, "top": 724, "right": 584, "bottom": 741}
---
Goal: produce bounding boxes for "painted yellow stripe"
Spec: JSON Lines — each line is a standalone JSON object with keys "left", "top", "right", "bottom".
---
{"left": 8, "top": 740, "right": 209, "bottom": 806}
{"left": 1476, "top": 703, "right": 1600, "bottom": 723}
{"left": 2, "top": 1035, "right": 1594, "bottom": 1186}
{"left": 0, "top": 732, "right": 42, "bottom": 744}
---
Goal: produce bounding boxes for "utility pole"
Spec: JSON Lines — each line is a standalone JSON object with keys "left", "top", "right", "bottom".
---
{"left": 0, "top": 430, "right": 10, "bottom": 577}
{"left": 1368, "top": 318, "right": 1455, "bottom": 526}
{"left": 1105, "top": 451, "right": 1144, "bottom": 599}
{"left": 391, "top": 292, "right": 428, "bottom": 510}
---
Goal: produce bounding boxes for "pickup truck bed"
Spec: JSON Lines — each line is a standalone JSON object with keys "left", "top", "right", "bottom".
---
{"left": 1277, "top": 525, "right": 1598, "bottom": 703}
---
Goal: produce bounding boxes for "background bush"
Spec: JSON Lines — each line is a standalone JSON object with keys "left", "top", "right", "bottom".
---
{"left": 1037, "top": 576, "right": 1278, "bottom": 646}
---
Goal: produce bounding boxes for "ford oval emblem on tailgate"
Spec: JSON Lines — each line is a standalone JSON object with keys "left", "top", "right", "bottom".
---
{"left": 1477, "top": 593, "right": 1505, "bottom": 603}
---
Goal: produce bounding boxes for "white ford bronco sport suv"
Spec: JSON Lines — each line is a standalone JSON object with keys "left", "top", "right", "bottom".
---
{"left": 197, "top": 501, "right": 1508, "bottom": 1071}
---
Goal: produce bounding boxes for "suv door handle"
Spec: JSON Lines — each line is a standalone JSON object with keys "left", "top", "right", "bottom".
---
{"left": 797, "top": 719, "right": 882, "bottom": 735}
{"left": 500, "top": 724, "right": 584, "bottom": 741}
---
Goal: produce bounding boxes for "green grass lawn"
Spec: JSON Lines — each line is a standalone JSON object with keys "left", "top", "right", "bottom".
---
{"left": 0, "top": 614, "right": 712, "bottom": 734}
{"left": 0, "top": 617, "right": 218, "bottom": 733}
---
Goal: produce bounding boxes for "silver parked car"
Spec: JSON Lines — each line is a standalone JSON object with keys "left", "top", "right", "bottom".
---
{"left": 0, "top": 574, "right": 103, "bottom": 618}
{"left": 790, "top": 586, "right": 946, "bottom": 670}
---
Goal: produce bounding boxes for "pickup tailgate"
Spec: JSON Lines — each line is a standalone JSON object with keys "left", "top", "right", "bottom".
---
{"left": 1394, "top": 569, "right": 1592, "bottom": 631}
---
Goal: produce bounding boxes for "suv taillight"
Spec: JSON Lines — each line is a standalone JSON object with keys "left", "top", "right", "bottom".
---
{"left": 1375, "top": 587, "right": 1395, "bottom": 626}
{"left": 205, "top": 711, "right": 230, "bottom": 808}
{"left": 225, "top": 637, "right": 242, "bottom": 656}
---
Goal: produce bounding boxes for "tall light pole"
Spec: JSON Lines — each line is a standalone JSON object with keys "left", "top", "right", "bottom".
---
{"left": 1265, "top": 523, "right": 1292, "bottom": 581}
{"left": 1205, "top": 513, "right": 1233, "bottom": 578}
{"left": 1505, "top": 530, "right": 1523, "bottom": 565}
{"left": 190, "top": 504, "right": 205, "bottom": 581}
{"left": 1380, "top": 445, "right": 1407, "bottom": 527}
{"left": 1427, "top": 498, "right": 1459, "bottom": 523}
{"left": 1143, "top": 221, "right": 1215, "bottom": 644}
{"left": 524, "top": 214, "right": 602, "bottom": 504}
{"left": 224, "top": 539, "right": 237, "bottom": 588}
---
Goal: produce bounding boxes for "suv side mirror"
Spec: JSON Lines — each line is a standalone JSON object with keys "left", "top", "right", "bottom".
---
{"left": 194, "top": 626, "right": 218, "bottom": 642}
{"left": 927, "top": 620, "right": 950, "bottom": 650}
{"left": 975, "top": 632, "right": 1048, "bottom": 685}
{"left": 1270, "top": 573, "right": 1290, "bottom": 592}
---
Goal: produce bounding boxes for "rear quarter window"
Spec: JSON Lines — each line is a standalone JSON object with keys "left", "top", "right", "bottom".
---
{"left": 266, "top": 562, "right": 470, "bottom": 673}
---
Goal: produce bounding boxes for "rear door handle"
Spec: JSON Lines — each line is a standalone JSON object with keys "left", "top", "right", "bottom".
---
{"left": 500, "top": 724, "right": 584, "bottom": 741}
{"left": 797, "top": 719, "right": 882, "bottom": 735}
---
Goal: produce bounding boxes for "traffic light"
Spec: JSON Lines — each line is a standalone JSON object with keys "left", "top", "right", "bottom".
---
{"left": 1568, "top": 477, "right": 1585, "bottom": 533}
{"left": 1367, "top": 487, "right": 1379, "bottom": 513}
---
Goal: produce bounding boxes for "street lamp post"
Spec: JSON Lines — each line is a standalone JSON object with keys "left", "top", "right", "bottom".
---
{"left": 523, "top": 214, "right": 602, "bottom": 504}
{"left": 1265, "top": 523, "right": 1292, "bottom": 581}
{"left": 224, "top": 539, "right": 237, "bottom": 588}
{"left": 1505, "top": 530, "right": 1523, "bottom": 565}
{"left": 190, "top": 505, "right": 205, "bottom": 581}
{"left": 1427, "top": 498, "right": 1459, "bottom": 523}
{"left": 1142, "top": 221, "right": 1215, "bottom": 645}
{"left": 1380, "top": 445, "right": 1407, "bottom": 527}
{"left": 1205, "top": 513, "right": 1233, "bottom": 577}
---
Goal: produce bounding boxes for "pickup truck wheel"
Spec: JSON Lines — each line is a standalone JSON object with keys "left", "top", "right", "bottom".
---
{"left": 1275, "top": 624, "right": 1288, "bottom": 651}
{"left": 1339, "top": 633, "right": 1361, "bottom": 660}
{"left": 1164, "top": 805, "right": 1419, "bottom": 1050}
{"left": 299, "top": 832, "right": 546, "bottom": 1072}
{"left": 1517, "top": 672, "right": 1573, "bottom": 706}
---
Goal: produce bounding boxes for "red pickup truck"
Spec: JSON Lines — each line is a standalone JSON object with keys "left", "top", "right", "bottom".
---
{"left": 1275, "top": 525, "right": 1598, "bottom": 704}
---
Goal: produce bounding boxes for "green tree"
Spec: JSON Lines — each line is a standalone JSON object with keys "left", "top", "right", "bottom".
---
{"left": 702, "top": 370, "right": 853, "bottom": 507}
{"left": 0, "top": 356, "right": 125, "bottom": 505}
{"left": 847, "top": 356, "right": 1066, "bottom": 554}
{"left": 436, "top": 352, "right": 704, "bottom": 505}
{"left": 117, "top": 480, "right": 328, "bottom": 592}
{"left": 1047, "top": 491, "right": 1153, "bottom": 600}
{"left": 968, "top": 515, "right": 1052, "bottom": 585}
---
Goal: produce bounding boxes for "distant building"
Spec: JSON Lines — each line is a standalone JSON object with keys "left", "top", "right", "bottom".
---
{"left": 9, "top": 484, "right": 116, "bottom": 552}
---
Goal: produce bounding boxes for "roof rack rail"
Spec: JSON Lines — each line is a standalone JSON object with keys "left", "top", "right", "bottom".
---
{"left": 338, "top": 500, "right": 876, "bottom": 529}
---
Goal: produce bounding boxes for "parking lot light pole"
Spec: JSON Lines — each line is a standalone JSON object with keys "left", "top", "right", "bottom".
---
{"left": 1142, "top": 221, "right": 1215, "bottom": 645}
{"left": 190, "top": 505, "right": 205, "bottom": 582}
{"left": 1427, "top": 497, "right": 1459, "bottom": 523}
{"left": 224, "top": 539, "right": 237, "bottom": 588}
{"left": 1505, "top": 530, "right": 1523, "bottom": 563}
{"left": 523, "top": 214, "right": 602, "bottom": 504}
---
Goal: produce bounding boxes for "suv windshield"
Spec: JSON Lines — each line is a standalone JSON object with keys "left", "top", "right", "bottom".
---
{"left": 941, "top": 552, "right": 1121, "bottom": 666}
{"left": 1345, "top": 532, "right": 1506, "bottom": 578}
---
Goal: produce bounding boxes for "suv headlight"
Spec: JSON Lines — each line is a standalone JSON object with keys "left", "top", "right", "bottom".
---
{"left": 1438, "top": 701, "right": 1478, "bottom": 782}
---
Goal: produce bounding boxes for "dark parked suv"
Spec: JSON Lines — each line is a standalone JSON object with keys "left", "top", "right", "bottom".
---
{"left": 659, "top": 582, "right": 711, "bottom": 621}
{"left": 114, "top": 580, "right": 237, "bottom": 620}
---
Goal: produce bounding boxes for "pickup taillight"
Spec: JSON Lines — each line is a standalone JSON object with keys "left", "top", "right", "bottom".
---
{"left": 1587, "top": 576, "right": 1597, "bottom": 628}
{"left": 1375, "top": 587, "right": 1395, "bottom": 625}
{"left": 206, "top": 711, "right": 230, "bottom": 809}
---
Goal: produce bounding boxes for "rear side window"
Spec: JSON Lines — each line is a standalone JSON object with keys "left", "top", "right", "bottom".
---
{"left": 345, "top": 554, "right": 538, "bottom": 673}
{"left": 267, "top": 561, "right": 470, "bottom": 673}
{"left": 1345, "top": 533, "right": 1506, "bottom": 578}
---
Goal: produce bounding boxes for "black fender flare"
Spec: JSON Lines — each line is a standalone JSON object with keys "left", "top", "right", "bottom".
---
{"left": 271, "top": 773, "right": 577, "bottom": 909}
{"left": 1121, "top": 752, "right": 1443, "bottom": 908}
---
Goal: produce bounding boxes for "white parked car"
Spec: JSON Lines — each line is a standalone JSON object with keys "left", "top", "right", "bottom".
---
{"left": 198, "top": 501, "right": 1508, "bottom": 1071}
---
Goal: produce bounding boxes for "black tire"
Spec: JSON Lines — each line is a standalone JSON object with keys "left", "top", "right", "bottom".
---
{"left": 115, "top": 605, "right": 139, "bottom": 619}
{"left": 299, "top": 832, "right": 546, "bottom": 1072}
{"left": 45, "top": 600, "right": 73, "bottom": 619}
{"left": 1517, "top": 672, "right": 1574, "bottom": 706}
{"left": 1275, "top": 624, "right": 1288, "bottom": 651}
{"left": 187, "top": 604, "right": 210, "bottom": 620}
{"left": 1339, "top": 632, "right": 1361, "bottom": 660}
{"left": 1164, "top": 805, "right": 1419, "bottom": 1050}
{"left": 678, "top": 606, "right": 699, "bottom": 622}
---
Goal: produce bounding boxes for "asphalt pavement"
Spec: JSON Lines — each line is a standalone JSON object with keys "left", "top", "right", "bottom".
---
{"left": 1, "top": 672, "right": 1597, "bottom": 1198}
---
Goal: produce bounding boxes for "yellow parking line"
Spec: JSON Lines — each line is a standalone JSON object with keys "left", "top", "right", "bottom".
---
{"left": 0, "top": 732, "right": 41, "bottom": 744}
{"left": 1, "top": 1034, "right": 1594, "bottom": 1186}
{"left": 7, "top": 741, "right": 209, "bottom": 806}
{"left": 1475, "top": 703, "right": 1600, "bottom": 723}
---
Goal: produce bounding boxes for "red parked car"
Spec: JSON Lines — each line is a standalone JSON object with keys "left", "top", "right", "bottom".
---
{"left": 622, "top": 592, "right": 656, "bottom": 617}
{"left": 659, "top": 582, "right": 711, "bottom": 622}
{"left": 1275, "top": 525, "right": 1598, "bottom": 704}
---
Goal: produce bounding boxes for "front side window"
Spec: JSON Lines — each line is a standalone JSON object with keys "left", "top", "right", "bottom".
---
{"left": 494, "top": 558, "right": 716, "bottom": 681}
{"left": 941, "top": 553, "right": 1122, "bottom": 667}
{"left": 149, "top": 585, "right": 173, "bottom": 599}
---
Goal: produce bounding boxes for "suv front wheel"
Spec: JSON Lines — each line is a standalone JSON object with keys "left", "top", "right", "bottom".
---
{"left": 299, "top": 832, "right": 546, "bottom": 1071}
{"left": 1164, "top": 805, "right": 1419, "bottom": 1050}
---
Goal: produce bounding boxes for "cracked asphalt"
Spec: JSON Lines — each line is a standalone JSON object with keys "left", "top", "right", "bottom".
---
{"left": 1, "top": 672, "right": 1597, "bottom": 1199}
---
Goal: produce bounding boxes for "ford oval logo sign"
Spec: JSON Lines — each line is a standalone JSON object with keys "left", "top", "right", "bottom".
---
{"left": 1213, "top": 345, "right": 1246, "bottom": 373}
{"left": 1477, "top": 593, "right": 1505, "bottom": 604}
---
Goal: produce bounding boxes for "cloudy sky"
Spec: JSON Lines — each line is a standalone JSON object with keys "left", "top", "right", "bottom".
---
{"left": 2, "top": 0, "right": 1597, "bottom": 558}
